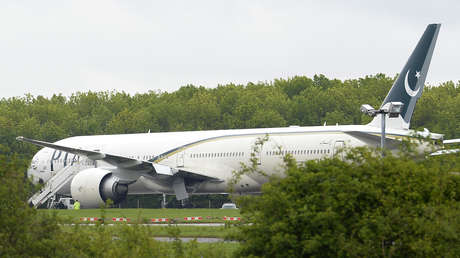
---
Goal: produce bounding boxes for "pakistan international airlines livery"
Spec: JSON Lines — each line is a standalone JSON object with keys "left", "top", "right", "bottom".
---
{"left": 18, "top": 24, "right": 446, "bottom": 208}
{"left": 368, "top": 23, "right": 440, "bottom": 129}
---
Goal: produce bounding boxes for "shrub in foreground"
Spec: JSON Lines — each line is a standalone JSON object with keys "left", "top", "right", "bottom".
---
{"left": 235, "top": 147, "right": 460, "bottom": 257}
{"left": 0, "top": 155, "right": 236, "bottom": 258}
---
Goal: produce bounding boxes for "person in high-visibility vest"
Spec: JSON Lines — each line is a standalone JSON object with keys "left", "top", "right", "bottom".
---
{"left": 74, "top": 200, "right": 80, "bottom": 210}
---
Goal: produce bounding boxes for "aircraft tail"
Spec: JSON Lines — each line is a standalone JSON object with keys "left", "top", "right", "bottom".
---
{"left": 368, "top": 24, "right": 441, "bottom": 129}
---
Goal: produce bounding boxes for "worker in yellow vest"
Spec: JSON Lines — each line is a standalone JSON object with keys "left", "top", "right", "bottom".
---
{"left": 74, "top": 200, "right": 80, "bottom": 210}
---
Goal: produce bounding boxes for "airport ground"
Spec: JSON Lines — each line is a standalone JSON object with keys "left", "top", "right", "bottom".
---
{"left": 38, "top": 208, "right": 241, "bottom": 223}
{"left": 40, "top": 208, "right": 241, "bottom": 256}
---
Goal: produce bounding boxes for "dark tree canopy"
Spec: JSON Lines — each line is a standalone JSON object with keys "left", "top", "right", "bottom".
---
{"left": 2, "top": 74, "right": 459, "bottom": 161}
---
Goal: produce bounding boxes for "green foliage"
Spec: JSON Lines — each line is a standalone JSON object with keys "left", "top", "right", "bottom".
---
{"left": 0, "top": 156, "right": 237, "bottom": 257}
{"left": 2, "top": 74, "right": 460, "bottom": 256}
{"left": 0, "top": 155, "right": 63, "bottom": 257}
{"left": 2, "top": 74, "right": 459, "bottom": 161}
{"left": 234, "top": 147, "right": 460, "bottom": 257}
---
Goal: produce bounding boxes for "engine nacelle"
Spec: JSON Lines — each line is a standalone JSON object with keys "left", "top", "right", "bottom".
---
{"left": 70, "top": 168, "right": 128, "bottom": 208}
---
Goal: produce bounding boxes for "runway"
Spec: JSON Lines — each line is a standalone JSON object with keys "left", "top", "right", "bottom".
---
{"left": 153, "top": 237, "right": 236, "bottom": 243}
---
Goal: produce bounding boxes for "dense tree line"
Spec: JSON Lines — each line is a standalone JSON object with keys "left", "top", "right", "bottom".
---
{"left": 2, "top": 74, "right": 460, "bottom": 162}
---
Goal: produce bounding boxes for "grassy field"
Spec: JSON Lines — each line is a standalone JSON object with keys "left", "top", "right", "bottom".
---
{"left": 38, "top": 208, "right": 241, "bottom": 224}
{"left": 61, "top": 224, "right": 239, "bottom": 238}
{"left": 35, "top": 208, "right": 243, "bottom": 256}
{"left": 147, "top": 242, "right": 240, "bottom": 257}
{"left": 146, "top": 226, "right": 238, "bottom": 238}
{"left": 57, "top": 224, "right": 240, "bottom": 257}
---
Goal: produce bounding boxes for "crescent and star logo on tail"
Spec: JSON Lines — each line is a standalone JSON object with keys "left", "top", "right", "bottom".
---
{"left": 404, "top": 69, "right": 421, "bottom": 97}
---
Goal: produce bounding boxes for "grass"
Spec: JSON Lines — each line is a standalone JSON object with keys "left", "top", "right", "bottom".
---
{"left": 38, "top": 208, "right": 241, "bottom": 224}
{"left": 148, "top": 226, "right": 238, "bottom": 238}
{"left": 61, "top": 224, "right": 239, "bottom": 238}
{"left": 153, "top": 241, "right": 240, "bottom": 257}
{"left": 57, "top": 223, "right": 240, "bottom": 257}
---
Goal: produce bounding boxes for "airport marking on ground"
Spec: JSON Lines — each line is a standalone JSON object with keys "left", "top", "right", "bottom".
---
{"left": 80, "top": 217, "right": 99, "bottom": 221}
{"left": 151, "top": 218, "right": 169, "bottom": 222}
{"left": 223, "top": 216, "right": 241, "bottom": 221}
{"left": 112, "top": 217, "right": 130, "bottom": 222}
{"left": 183, "top": 216, "right": 202, "bottom": 221}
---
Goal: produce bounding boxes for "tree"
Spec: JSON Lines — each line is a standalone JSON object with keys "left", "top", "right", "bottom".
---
{"left": 0, "top": 155, "right": 62, "bottom": 256}
{"left": 234, "top": 147, "right": 460, "bottom": 257}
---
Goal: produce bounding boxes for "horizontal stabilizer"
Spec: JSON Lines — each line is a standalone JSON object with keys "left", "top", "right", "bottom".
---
{"left": 443, "top": 139, "right": 460, "bottom": 144}
{"left": 345, "top": 131, "right": 401, "bottom": 147}
{"left": 430, "top": 149, "right": 460, "bottom": 156}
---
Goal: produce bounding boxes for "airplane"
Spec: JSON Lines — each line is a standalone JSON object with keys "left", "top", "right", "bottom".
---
{"left": 18, "top": 24, "right": 450, "bottom": 208}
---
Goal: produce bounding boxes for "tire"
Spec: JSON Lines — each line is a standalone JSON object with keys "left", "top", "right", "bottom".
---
{"left": 55, "top": 202, "right": 66, "bottom": 209}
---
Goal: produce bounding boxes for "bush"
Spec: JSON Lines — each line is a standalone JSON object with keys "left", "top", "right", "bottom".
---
{"left": 234, "top": 147, "right": 460, "bottom": 257}
{"left": 0, "top": 156, "right": 236, "bottom": 257}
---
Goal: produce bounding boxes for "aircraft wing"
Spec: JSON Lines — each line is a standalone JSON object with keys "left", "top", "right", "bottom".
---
{"left": 16, "top": 136, "right": 220, "bottom": 182}
{"left": 426, "top": 139, "right": 460, "bottom": 156}
{"left": 175, "top": 167, "right": 224, "bottom": 182}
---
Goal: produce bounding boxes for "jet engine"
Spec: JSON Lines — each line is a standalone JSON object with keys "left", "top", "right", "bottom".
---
{"left": 70, "top": 168, "right": 128, "bottom": 208}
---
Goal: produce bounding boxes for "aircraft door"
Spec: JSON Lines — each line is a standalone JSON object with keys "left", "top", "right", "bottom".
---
{"left": 334, "top": 141, "right": 345, "bottom": 160}
{"left": 177, "top": 152, "right": 185, "bottom": 167}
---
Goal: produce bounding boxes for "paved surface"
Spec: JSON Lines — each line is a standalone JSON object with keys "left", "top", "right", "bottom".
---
{"left": 148, "top": 223, "right": 226, "bottom": 227}
{"left": 66, "top": 223, "right": 227, "bottom": 226}
{"left": 153, "top": 237, "right": 237, "bottom": 243}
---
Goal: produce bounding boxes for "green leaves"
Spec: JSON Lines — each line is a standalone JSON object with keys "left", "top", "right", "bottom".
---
{"left": 3, "top": 75, "right": 460, "bottom": 161}
{"left": 234, "top": 148, "right": 460, "bottom": 257}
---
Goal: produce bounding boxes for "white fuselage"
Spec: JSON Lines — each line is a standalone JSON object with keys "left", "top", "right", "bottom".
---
{"left": 27, "top": 124, "right": 435, "bottom": 196}
{"left": 24, "top": 24, "right": 445, "bottom": 203}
